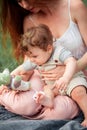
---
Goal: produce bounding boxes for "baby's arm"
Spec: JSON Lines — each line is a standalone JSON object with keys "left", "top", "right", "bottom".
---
{"left": 11, "top": 60, "right": 37, "bottom": 80}
{"left": 11, "top": 64, "right": 25, "bottom": 76}
{"left": 54, "top": 57, "right": 77, "bottom": 92}
{"left": 62, "top": 57, "right": 77, "bottom": 82}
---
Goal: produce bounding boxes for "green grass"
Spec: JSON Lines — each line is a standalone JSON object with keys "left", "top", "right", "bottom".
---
{"left": 83, "top": 0, "right": 87, "bottom": 5}
{"left": 0, "top": 34, "right": 19, "bottom": 72}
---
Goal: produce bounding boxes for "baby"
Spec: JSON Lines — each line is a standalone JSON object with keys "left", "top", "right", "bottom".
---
{"left": 12, "top": 23, "right": 87, "bottom": 118}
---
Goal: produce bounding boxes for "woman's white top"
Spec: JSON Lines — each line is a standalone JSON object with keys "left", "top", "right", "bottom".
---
{"left": 54, "top": 0, "right": 87, "bottom": 59}
{"left": 29, "top": 0, "right": 87, "bottom": 60}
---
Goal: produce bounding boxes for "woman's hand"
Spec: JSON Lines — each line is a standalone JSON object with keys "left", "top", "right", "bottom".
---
{"left": 40, "top": 65, "right": 65, "bottom": 81}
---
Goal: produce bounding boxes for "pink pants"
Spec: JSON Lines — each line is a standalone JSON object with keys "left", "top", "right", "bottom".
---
{"left": 0, "top": 70, "right": 79, "bottom": 119}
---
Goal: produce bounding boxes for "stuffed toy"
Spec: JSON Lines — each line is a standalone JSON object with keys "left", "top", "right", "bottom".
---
{"left": 0, "top": 68, "right": 31, "bottom": 91}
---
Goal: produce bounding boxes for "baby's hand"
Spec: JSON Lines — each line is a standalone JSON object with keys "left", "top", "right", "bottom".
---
{"left": 54, "top": 77, "right": 69, "bottom": 95}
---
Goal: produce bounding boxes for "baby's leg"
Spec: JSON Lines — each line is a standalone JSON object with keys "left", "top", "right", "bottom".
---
{"left": 0, "top": 70, "right": 44, "bottom": 116}
{"left": 41, "top": 95, "right": 79, "bottom": 120}
{"left": 71, "top": 86, "right": 87, "bottom": 127}
{"left": 33, "top": 85, "right": 54, "bottom": 108}
{"left": 30, "top": 69, "right": 45, "bottom": 91}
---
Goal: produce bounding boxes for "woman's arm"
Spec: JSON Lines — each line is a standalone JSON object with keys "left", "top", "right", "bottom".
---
{"left": 72, "top": 1, "right": 87, "bottom": 72}
{"left": 72, "top": 1, "right": 87, "bottom": 46}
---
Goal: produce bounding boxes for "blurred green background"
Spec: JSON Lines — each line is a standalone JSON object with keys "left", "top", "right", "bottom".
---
{"left": 83, "top": 0, "right": 87, "bottom": 5}
{"left": 0, "top": 0, "right": 87, "bottom": 72}
{"left": 0, "top": 33, "right": 19, "bottom": 72}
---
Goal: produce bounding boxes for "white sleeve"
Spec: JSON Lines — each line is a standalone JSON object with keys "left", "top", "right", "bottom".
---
{"left": 53, "top": 46, "right": 73, "bottom": 63}
{"left": 22, "top": 60, "right": 37, "bottom": 71}
{"left": 59, "top": 47, "right": 73, "bottom": 63}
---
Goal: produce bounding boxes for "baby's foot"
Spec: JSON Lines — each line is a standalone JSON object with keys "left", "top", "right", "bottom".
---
{"left": 81, "top": 119, "right": 87, "bottom": 127}
{"left": 33, "top": 91, "right": 45, "bottom": 103}
{"left": 33, "top": 91, "right": 53, "bottom": 108}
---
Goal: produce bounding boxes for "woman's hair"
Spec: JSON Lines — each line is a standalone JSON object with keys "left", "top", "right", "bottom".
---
{"left": 20, "top": 24, "right": 53, "bottom": 55}
{"left": 0, "top": 0, "right": 55, "bottom": 59}
{"left": 0, "top": 0, "right": 29, "bottom": 59}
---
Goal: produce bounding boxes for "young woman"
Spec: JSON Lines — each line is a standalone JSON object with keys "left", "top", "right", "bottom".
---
{"left": 0, "top": 0, "right": 87, "bottom": 127}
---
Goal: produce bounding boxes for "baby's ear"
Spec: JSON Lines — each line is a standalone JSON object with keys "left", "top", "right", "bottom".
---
{"left": 47, "top": 44, "right": 53, "bottom": 53}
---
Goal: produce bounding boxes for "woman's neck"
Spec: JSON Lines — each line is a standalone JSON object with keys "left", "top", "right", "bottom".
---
{"left": 29, "top": 0, "right": 67, "bottom": 18}
{"left": 38, "top": 0, "right": 66, "bottom": 16}
{"left": 30, "top": 0, "right": 67, "bottom": 28}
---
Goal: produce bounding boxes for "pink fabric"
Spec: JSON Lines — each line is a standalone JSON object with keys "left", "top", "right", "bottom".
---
{"left": 0, "top": 70, "right": 79, "bottom": 119}
{"left": 41, "top": 95, "right": 79, "bottom": 120}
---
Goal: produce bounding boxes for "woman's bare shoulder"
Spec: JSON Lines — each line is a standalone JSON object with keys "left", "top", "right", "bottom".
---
{"left": 70, "top": 0, "right": 87, "bottom": 22}
{"left": 71, "top": 0, "right": 86, "bottom": 11}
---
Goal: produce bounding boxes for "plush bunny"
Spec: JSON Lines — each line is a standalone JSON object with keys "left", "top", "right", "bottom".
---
{"left": 0, "top": 68, "right": 31, "bottom": 91}
{"left": 0, "top": 68, "right": 11, "bottom": 86}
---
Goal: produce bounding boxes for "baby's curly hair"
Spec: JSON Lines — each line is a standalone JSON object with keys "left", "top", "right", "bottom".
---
{"left": 20, "top": 24, "right": 53, "bottom": 54}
